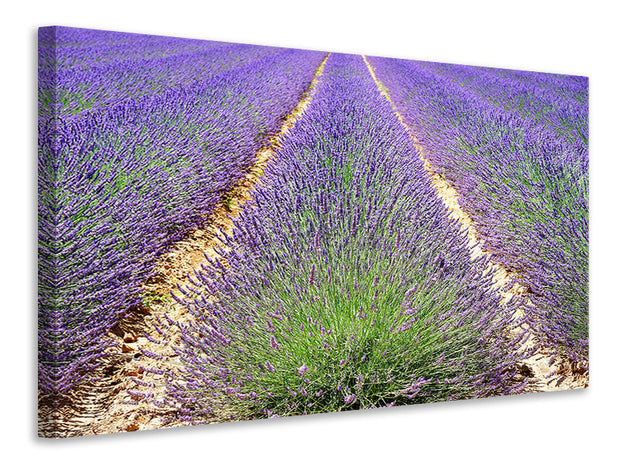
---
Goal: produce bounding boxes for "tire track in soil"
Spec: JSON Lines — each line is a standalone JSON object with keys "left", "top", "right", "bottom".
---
{"left": 38, "top": 53, "right": 331, "bottom": 437}
{"left": 362, "top": 55, "right": 588, "bottom": 394}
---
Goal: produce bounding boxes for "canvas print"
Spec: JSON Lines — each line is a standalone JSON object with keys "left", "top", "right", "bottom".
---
{"left": 38, "top": 26, "right": 589, "bottom": 437}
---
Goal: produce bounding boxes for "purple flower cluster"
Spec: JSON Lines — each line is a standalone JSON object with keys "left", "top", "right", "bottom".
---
{"left": 38, "top": 26, "right": 326, "bottom": 393}
{"left": 165, "top": 54, "right": 528, "bottom": 422}
{"left": 368, "top": 56, "right": 588, "bottom": 361}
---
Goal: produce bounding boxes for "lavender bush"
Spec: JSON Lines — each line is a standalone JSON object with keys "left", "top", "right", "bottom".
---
{"left": 368, "top": 56, "right": 588, "bottom": 361}
{"left": 165, "top": 54, "right": 529, "bottom": 422}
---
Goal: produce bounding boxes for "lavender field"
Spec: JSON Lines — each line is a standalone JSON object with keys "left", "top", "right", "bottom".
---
{"left": 38, "top": 27, "right": 588, "bottom": 437}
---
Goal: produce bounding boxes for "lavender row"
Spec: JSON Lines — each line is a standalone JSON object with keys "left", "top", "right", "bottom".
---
{"left": 418, "top": 61, "right": 588, "bottom": 151}
{"left": 368, "top": 56, "right": 588, "bottom": 361}
{"left": 38, "top": 32, "right": 327, "bottom": 393}
{"left": 40, "top": 45, "right": 283, "bottom": 118}
{"left": 38, "top": 27, "right": 229, "bottom": 70}
{"left": 164, "top": 53, "right": 528, "bottom": 422}
{"left": 39, "top": 28, "right": 284, "bottom": 118}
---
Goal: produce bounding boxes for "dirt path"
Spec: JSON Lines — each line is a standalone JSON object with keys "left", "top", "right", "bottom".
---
{"left": 38, "top": 54, "right": 330, "bottom": 437}
{"left": 362, "top": 55, "right": 588, "bottom": 393}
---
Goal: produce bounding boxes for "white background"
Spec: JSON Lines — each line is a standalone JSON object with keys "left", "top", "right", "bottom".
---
{"left": 4, "top": 0, "right": 618, "bottom": 463}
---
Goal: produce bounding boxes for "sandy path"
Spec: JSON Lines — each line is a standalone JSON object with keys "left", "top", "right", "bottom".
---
{"left": 362, "top": 55, "right": 588, "bottom": 393}
{"left": 38, "top": 54, "right": 330, "bottom": 437}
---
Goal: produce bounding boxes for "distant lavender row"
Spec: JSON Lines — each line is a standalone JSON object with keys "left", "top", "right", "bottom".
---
{"left": 488, "top": 65, "right": 588, "bottom": 104}
{"left": 38, "top": 27, "right": 229, "bottom": 70}
{"left": 419, "top": 61, "right": 588, "bottom": 150}
{"left": 39, "top": 27, "right": 284, "bottom": 118}
{"left": 163, "top": 54, "right": 528, "bottom": 422}
{"left": 368, "top": 56, "right": 588, "bottom": 360}
{"left": 38, "top": 28, "right": 326, "bottom": 393}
